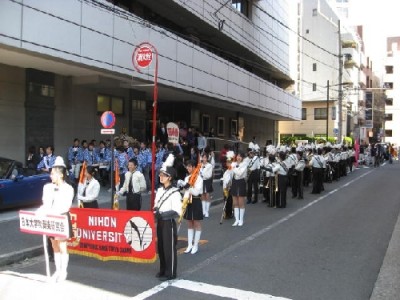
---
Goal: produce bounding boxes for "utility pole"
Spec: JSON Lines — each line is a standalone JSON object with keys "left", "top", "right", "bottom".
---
{"left": 338, "top": 19, "right": 343, "bottom": 143}
{"left": 326, "top": 80, "right": 329, "bottom": 141}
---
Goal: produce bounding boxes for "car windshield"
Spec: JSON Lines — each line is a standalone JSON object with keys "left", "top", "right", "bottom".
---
{"left": 0, "top": 159, "right": 13, "bottom": 179}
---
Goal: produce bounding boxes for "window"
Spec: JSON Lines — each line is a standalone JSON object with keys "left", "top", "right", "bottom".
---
{"left": 385, "top": 113, "right": 393, "bottom": 121}
{"left": 312, "top": 8, "right": 317, "bottom": 16}
{"left": 28, "top": 82, "right": 55, "bottom": 97}
{"left": 386, "top": 98, "right": 393, "bottom": 106}
{"left": 385, "top": 65, "right": 393, "bottom": 74}
{"left": 202, "top": 114, "right": 210, "bottom": 134}
{"left": 385, "top": 130, "right": 392, "bottom": 137}
{"left": 312, "top": 63, "right": 317, "bottom": 71}
{"left": 302, "top": 108, "right": 307, "bottom": 120}
{"left": 331, "top": 107, "right": 336, "bottom": 120}
{"left": 132, "top": 99, "right": 146, "bottom": 111}
{"left": 232, "top": 0, "right": 250, "bottom": 17}
{"left": 217, "top": 117, "right": 225, "bottom": 136}
{"left": 306, "top": 29, "right": 310, "bottom": 34}
{"left": 314, "top": 108, "right": 327, "bottom": 120}
{"left": 230, "top": 119, "right": 238, "bottom": 136}
{"left": 97, "top": 95, "right": 124, "bottom": 115}
{"left": 312, "top": 83, "right": 317, "bottom": 91}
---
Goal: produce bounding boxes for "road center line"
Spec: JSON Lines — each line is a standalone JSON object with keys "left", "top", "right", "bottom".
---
{"left": 133, "top": 169, "right": 373, "bottom": 299}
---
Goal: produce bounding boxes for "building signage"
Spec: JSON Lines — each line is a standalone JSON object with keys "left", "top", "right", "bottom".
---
{"left": 133, "top": 45, "right": 153, "bottom": 69}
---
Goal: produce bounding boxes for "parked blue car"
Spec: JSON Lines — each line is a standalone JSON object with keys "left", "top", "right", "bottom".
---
{"left": 0, "top": 157, "right": 51, "bottom": 209}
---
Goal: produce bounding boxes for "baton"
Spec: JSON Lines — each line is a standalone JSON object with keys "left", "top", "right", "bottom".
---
{"left": 219, "top": 197, "right": 227, "bottom": 225}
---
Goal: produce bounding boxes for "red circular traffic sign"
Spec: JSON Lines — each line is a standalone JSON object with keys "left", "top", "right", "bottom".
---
{"left": 100, "top": 111, "right": 116, "bottom": 129}
{"left": 133, "top": 45, "right": 153, "bottom": 69}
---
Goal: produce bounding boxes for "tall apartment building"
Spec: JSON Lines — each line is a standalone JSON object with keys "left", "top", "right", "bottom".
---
{"left": 279, "top": 0, "right": 364, "bottom": 143}
{"left": 279, "top": 0, "right": 341, "bottom": 141}
{"left": 383, "top": 37, "right": 400, "bottom": 145}
{"left": 0, "top": 0, "right": 300, "bottom": 162}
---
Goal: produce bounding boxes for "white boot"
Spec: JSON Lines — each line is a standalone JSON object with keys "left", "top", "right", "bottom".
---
{"left": 232, "top": 208, "right": 240, "bottom": 226}
{"left": 191, "top": 231, "right": 201, "bottom": 254}
{"left": 202, "top": 201, "right": 206, "bottom": 217}
{"left": 50, "top": 253, "right": 61, "bottom": 282}
{"left": 204, "top": 201, "right": 210, "bottom": 218}
{"left": 238, "top": 208, "right": 245, "bottom": 226}
{"left": 57, "top": 253, "right": 69, "bottom": 282}
{"left": 184, "top": 229, "right": 194, "bottom": 253}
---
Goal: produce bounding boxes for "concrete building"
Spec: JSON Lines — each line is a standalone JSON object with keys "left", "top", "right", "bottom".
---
{"left": 0, "top": 0, "right": 300, "bottom": 163}
{"left": 279, "top": 0, "right": 341, "bottom": 142}
{"left": 383, "top": 37, "right": 400, "bottom": 145}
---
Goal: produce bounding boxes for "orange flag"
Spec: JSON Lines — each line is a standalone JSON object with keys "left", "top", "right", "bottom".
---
{"left": 78, "top": 162, "right": 87, "bottom": 208}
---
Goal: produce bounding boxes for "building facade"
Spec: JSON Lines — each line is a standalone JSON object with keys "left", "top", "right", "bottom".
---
{"left": 279, "top": 0, "right": 341, "bottom": 142}
{"left": 383, "top": 37, "right": 400, "bottom": 145}
{"left": 0, "top": 0, "right": 300, "bottom": 162}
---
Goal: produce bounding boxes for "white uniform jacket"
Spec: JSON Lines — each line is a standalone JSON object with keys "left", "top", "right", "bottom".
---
{"left": 39, "top": 182, "right": 74, "bottom": 214}
{"left": 77, "top": 179, "right": 100, "bottom": 203}
{"left": 119, "top": 170, "right": 147, "bottom": 194}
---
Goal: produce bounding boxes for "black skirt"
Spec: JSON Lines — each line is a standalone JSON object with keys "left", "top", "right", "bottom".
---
{"left": 230, "top": 178, "right": 246, "bottom": 197}
{"left": 203, "top": 178, "right": 214, "bottom": 193}
{"left": 183, "top": 197, "right": 203, "bottom": 220}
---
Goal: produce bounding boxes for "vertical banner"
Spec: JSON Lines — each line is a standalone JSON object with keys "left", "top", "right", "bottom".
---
{"left": 68, "top": 208, "right": 156, "bottom": 263}
{"left": 167, "top": 122, "right": 179, "bottom": 144}
{"left": 365, "top": 91, "right": 373, "bottom": 128}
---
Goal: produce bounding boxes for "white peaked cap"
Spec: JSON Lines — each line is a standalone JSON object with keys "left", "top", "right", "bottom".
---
{"left": 53, "top": 156, "right": 66, "bottom": 168}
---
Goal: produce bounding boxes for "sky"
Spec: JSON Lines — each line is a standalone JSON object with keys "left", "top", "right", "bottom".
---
{"left": 348, "top": 0, "right": 400, "bottom": 74}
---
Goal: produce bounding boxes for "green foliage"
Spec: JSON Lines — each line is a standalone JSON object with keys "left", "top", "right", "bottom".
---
{"left": 280, "top": 136, "right": 336, "bottom": 145}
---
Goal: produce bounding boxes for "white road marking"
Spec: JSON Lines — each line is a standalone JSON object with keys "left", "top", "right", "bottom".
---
{"left": 133, "top": 170, "right": 373, "bottom": 299}
{"left": 172, "top": 279, "right": 291, "bottom": 300}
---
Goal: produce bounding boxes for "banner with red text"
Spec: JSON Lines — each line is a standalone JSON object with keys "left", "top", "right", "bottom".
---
{"left": 67, "top": 208, "right": 156, "bottom": 263}
{"left": 167, "top": 122, "right": 179, "bottom": 144}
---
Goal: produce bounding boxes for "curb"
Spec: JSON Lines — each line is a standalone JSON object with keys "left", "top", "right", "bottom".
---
{"left": 0, "top": 245, "right": 43, "bottom": 268}
{"left": 370, "top": 209, "right": 400, "bottom": 300}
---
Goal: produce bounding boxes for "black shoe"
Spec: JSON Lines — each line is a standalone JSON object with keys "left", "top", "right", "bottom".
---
{"left": 292, "top": 194, "right": 297, "bottom": 198}
{"left": 159, "top": 275, "right": 176, "bottom": 281}
{"left": 155, "top": 272, "right": 165, "bottom": 278}
{"left": 251, "top": 200, "right": 257, "bottom": 204}
{"left": 246, "top": 200, "right": 252, "bottom": 204}
{"left": 298, "top": 196, "right": 303, "bottom": 200}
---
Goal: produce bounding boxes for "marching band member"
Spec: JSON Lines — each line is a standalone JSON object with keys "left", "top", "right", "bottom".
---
{"left": 340, "top": 145, "right": 348, "bottom": 177}
{"left": 77, "top": 166, "right": 100, "bottom": 208}
{"left": 222, "top": 151, "right": 235, "bottom": 219}
{"left": 293, "top": 148, "right": 305, "bottom": 199}
{"left": 261, "top": 147, "right": 278, "bottom": 207}
{"left": 200, "top": 152, "right": 213, "bottom": 218}
{"left": 230, "top": 152, "right": 248, "bottom": 226}
{"left": 153, "top": 154, "right": 182, "bottom": 281}
{"left": 287, "top": 146, "right": 298, "bottom": 191}
{"left": 118, "top": 158, "right": 147, "bottom": 210}
{"left": 310, "top": 147, "right": 326, "bottom": 194}
{"left": 246, "top": 148, "right": 260, "bottom": 204}
{"left": 273, "top": 150, "right": 290, "bottom": 208}
{"left": 38, "top": 156, "right": 74, "bottom": 282}
{"left": 178, "top": 159, "right": 203, "bottom": 254}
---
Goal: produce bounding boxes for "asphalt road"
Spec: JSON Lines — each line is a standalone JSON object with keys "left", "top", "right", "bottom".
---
{"left": 1, "top": 163, "right": 400, "bottom": 299}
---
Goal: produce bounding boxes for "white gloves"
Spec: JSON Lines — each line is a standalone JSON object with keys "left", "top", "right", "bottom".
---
{"left": 177, "top": 179, "right": 186, "bottom": 188}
